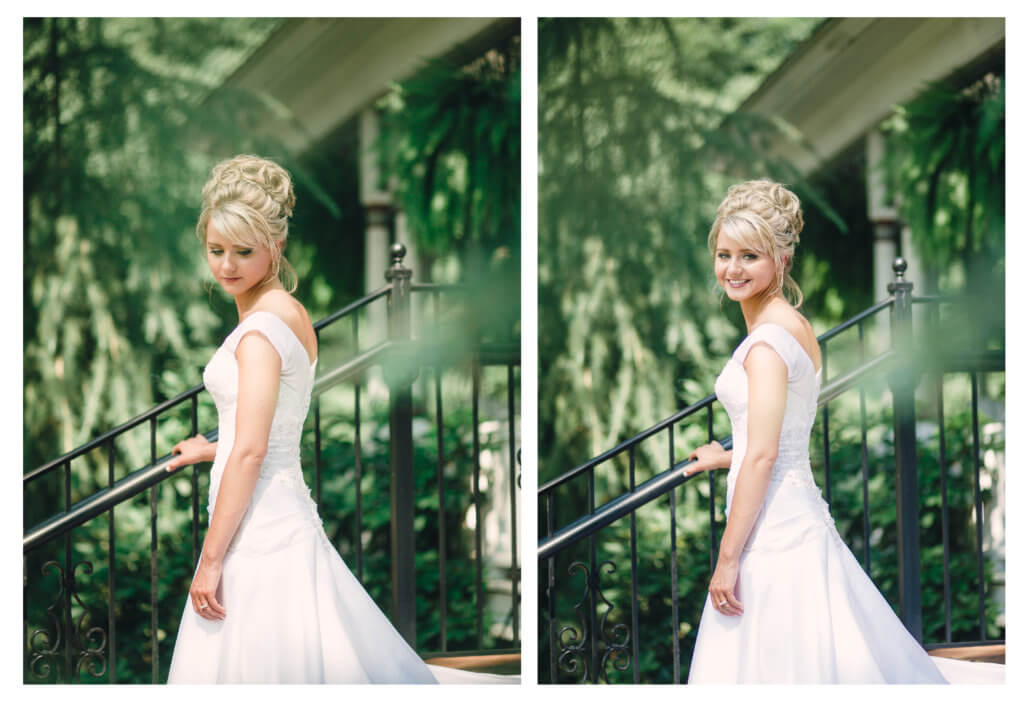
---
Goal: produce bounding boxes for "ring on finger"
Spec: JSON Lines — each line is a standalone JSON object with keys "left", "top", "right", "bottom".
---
{"left": 199, "top": 602, "right": 209, "bottom": 610}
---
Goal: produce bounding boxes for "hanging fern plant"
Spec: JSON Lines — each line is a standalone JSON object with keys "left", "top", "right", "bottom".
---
{"left": 881, "top": 74, "right": 1004, "bottom": 290}
{"left": 376, "top": 39, "right": 520, "bottom": 261}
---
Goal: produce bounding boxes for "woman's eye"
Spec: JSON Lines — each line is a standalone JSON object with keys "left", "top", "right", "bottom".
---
{"left": 237, "top": 249, "right": 252, "bottom": 257}
{"left": 209, "top": 249, "right": 222, "bottom": 255}
{"left": 743, "top": 254, "right": 757, "bottom": 260}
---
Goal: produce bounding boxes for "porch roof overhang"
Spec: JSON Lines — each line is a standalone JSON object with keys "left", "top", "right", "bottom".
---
{"left": 221, "top": 17, "right": 517, "bottom": 154}
{"left": 740, "top": 17, "right": 1005, "bottom": 174}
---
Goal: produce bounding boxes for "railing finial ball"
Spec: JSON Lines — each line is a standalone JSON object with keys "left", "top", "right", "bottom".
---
{"left": 390, "top": 242, "right": 407, "bottom": 264}
{"left": 893, "top": 257, "right": 907, "bottom": 280}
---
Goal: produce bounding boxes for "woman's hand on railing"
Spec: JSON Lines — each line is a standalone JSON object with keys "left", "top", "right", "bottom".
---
{"left": 167, "top": 435, "right": 216, "bottom": 472}
{"left": 683, "top": 440, "right": 730, "bottom": 477}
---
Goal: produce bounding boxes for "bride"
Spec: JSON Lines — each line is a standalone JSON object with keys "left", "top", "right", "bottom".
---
{"left": 163, "top": 155, "right": 515, "bottom": 684}
{"left": 682, "top": 180, "right": 1002, "bottom": 684}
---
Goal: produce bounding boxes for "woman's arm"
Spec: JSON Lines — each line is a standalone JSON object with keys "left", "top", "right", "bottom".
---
{"left": 188, "top": 332, "right": 281, "bottom": 620}
{"left": 708, "top": 343, "right": 788, "bottom": 616}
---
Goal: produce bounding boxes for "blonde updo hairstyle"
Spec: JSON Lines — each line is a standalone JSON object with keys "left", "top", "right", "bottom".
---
{"left": 707, "top": 179, "right": 804, "bottom": 308}
{"left": 196, "top": 154, "right": 298, "bottom": 293}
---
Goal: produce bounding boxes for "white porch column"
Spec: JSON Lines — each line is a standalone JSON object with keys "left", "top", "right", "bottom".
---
{"left": 360, "top": 108, "right": 393, "bottom": 349}
{"left": 867, "top": 129, "right": 901, "bottom": 350}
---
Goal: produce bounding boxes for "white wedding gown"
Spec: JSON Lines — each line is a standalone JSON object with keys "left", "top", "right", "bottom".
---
{"left": 688, "top": 323, "right": 1003, "bottom": 684}
{"left": 167, "top": 311, "right": 517, "bottom": 683}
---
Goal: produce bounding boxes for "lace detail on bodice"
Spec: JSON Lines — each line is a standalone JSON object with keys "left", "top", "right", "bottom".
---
{"left": 715, "top": 323, "right": 825, "bottom": 508}
{"left": 202, "top": 311, "right": 317, "bottom": 514}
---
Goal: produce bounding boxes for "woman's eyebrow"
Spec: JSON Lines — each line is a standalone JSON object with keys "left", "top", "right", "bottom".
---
{"left": 207, "top": 242, "right": 253, "bottom": 249}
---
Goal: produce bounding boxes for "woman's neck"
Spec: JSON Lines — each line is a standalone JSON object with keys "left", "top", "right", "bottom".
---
{"left": 740, "top": 294, "right": 786, "bottom": 333}
{"left": 234, "top": 281, "right": 286, "bottom": 319}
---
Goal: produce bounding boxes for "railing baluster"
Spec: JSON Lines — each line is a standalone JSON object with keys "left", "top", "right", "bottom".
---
{"left": 314, "top": 327, "right": 322, "bottom": 508}
{"left": 937, "top": 376, "right": 952, "bottom": 642}
{"left": 149, "top": 417, "right": 158, "bottom": 683}
{"left": 190, "top": 395, "right": 199, "bottom": 571}
{"left": 432, "top": 291, "right": 447, "bottom": 651}
{"left": 507, "top": 363, "right": 519, "bottom": 645}
{"left": 822, "top": 343, "right": 831, "bottom": 505}
{"left": 472, "top": 359, "right": 484, "bottom": 649}
{"left": 354, "top": 310, "right": 363, "bottom": 581}
{"left": 587, "top": 465, "right": 597, "bottom": 683}
{"left": 64, "top": 460, "right": 72, "bottom": 682}
{"left": 669, "top": 423, "right": 680, "bottom": 684}
{"left": 107, "top": 441, "right": 117, "bottom": 683}
{"left": 628, "top": 445, "right": 639, "bottom": 683}
{"left": 971, "top": 372, "right": 986, "bottom": 641}
{"left": 707, "top": 405, "right": 717, "bottom": 569}
{"left": 435, "top": 363, "right": 447, "bottom": 651}
{"left": 547, "top": 491, "right": 557, "bottom": 683}
{"left": 858, "top": 322, "right": 871, "bottom": 574}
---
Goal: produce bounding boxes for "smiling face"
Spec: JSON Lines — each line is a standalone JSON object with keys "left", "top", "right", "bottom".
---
{"left": 205, "top": 222, "right": 274, "bottom": 297}
{"left": 713, "top": 229, "right": 778, "bottom": 303}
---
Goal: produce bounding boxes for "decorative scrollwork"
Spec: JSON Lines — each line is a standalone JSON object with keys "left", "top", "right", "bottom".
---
{"left": 71, "top": 562, "right": 108, "bottom": 680}
{"left": 553, "top": 559, "right": 633, "bottom": 683}
{"left": 27, "top": 558, "right": 108, "bottom": 682}
{"left": 595, "top": 561, "right": 631, "bottom": 682}
{"left": 28, "top": 561, "right": 64, "bottom": 681}
{"left": 555, "top": 561, "right": 589, "bottom": 682}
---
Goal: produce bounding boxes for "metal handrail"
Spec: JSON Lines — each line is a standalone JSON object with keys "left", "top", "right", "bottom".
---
{"left": 539, "top": 339, "right": 1005, "bottom": 562}
{"left": 817, "top": 297, "right": 893, "bottom": 342}
{"left": 23, "top": 341, "right": 397, "bottom": 552}
{"left": 24, "top": 384, "right": 206, "bottom": 484}
{"left": 313, "top": 284, "right": 391, "bottom": 330}
{"left": 538, "top": 353, "right": 900, "bottom": 560}
{"left": 24, "top": 337, "right": 525, "bottom": 553}
{"left": 541, "top": 299, "right": 897, "bottom": 497}
{"left": 538, "top": 395, "right": 717, "bottom": 495}
{"left": 26, "top": 284, "right": 395, "bottom": 485}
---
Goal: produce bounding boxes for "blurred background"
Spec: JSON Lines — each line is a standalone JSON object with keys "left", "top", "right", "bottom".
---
{"left": 24, "top": 17, "right": 520, "bottom": 683}
{"left": 538, "top": 17, "right": 1004, "bottom": 682}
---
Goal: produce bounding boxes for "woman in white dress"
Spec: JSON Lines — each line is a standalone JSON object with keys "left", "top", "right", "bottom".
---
{"left": 162, "top": 155, "right": 515, "bottom": 684}
{"left": 682, "top": 180, "right": 1002, "bottom": 683}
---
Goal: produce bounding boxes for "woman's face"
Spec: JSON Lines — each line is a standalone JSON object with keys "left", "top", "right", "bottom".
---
{"left": 713, "top": 230, "right": 777, "bottom": 303}
{"left": 205, "top": 222, "right": 274, "bottom": 296}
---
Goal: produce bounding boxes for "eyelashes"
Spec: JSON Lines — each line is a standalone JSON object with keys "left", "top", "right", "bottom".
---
{"left": 208, "top": 249, "right": 253, "bottom": 257}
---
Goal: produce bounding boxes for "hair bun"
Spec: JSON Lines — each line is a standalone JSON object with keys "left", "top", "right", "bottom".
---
{"left": 707, "top": 179, "right": 805, "bottom": 308}
{"left": 195, "top": 154, "right": 298, "bottom": 292}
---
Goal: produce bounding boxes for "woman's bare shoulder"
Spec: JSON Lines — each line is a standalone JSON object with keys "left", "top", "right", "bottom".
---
{"left": 251, "top": 290, "right": 317, "bottom": 360}
{"left": 759, "top": 306, "right": 821, "bottom": 369}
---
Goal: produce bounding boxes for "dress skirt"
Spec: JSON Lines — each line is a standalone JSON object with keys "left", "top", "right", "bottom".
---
{"left": 168, "top": 467, "right": 514, "bottom": 684}
{"left": 688, "top": 476, "right": 1003, "bottom": 684}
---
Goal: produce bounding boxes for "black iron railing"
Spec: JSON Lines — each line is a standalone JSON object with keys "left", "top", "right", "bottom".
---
{"left": 539, "top": 259, "right": 1004, "bottom": 683}
{"left": 24, "top": 243, "right": 521, "bottom": 683}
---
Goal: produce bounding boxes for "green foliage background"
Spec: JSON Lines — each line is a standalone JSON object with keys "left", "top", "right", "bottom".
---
{"left": 537, "top": 18, "right": 1005, "bottom": 683}
{"left": 24, "top": 18, "right": 521, "bottom": 683}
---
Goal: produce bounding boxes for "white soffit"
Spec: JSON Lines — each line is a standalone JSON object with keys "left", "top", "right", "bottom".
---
{"left": 742, "top": 18, "right": 1005, "bottom": 173}
{"left": 225, "top": 17, "right": 505, "bottom": 152}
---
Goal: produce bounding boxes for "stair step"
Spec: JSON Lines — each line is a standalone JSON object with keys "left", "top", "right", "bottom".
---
{"left": 928, "top": 644, "right": 1005, "bottom": 664}
{"left": 423, "top": 652, "right": 521, "bottom": 675}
